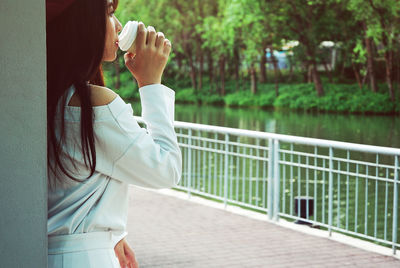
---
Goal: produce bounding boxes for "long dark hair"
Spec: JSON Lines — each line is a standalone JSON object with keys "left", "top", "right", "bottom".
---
{"left": 47, "top": 0, "right": 116, "bottom": 188}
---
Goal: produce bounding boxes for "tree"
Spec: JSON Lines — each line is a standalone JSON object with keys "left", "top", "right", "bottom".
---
{"left": 346, "top": 0, "right": 400, "bottom": 100}
{"left": 199, "top": 0, "right": 235, "bottom": 95}
{"left": 223, "top": 0, "right": 276, "bottom": 94}
{"left": 274, "top": 0, "right": 348, "bottom": 96}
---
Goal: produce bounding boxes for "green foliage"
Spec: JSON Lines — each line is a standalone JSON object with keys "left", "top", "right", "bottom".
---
{"left": 202, "top": 95, "right": 225, "bottom": 105}
{"left": 104, "top": 0, "right": 400, "bottom": 112}
{"left": 173, "top": 81, "right": 398, "bottom": 114}
{"left": 175, "top": 88, "right": 198, "bottom": 104}
{"left": 224, "top": 90, "right": 275, "bottom": 108}
{"left": 346, "top": 0, "right": 400, "bottom": 58}
{"left": 117, "top": 80, "right": 139, "bottom": 100}
{"left": 224, "top": 91, "right": 255, "bottom": 107}
{"left": 273, "top": 83, "right": 396, "bottom": 113}
{"left": 175, "top": 88, "right": 225, "bottom": 105}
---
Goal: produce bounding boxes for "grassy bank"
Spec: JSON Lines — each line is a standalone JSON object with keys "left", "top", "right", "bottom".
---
{"left": 173, "top": 82, "right": 399, "bottom": 114}
{"left": 107, "top": 71, "right": 399, "bottom": 114}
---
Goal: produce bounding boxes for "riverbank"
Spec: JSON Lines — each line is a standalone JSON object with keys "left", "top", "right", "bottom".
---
{"left": 173, "top": 83, "right": 399, "bottom": 115}
{"left": 111, "top": 72, "right": 400, "bottom": 115}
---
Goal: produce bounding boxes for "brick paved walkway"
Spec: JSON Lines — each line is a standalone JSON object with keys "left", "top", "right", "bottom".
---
{"left": 125, "top": 186, "right": 400, "bottom": 268}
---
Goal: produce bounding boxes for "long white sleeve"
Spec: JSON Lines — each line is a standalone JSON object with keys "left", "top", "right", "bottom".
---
{"left": 109, "top": 84, "right": 182, "bottom": 188}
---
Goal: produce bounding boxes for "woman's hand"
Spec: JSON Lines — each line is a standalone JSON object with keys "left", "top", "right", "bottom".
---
{"left": 114, "top": 238, "right": 139, "bottom": 268}
{"left": 124, "top": 22, "right": 172, "bottom": 88}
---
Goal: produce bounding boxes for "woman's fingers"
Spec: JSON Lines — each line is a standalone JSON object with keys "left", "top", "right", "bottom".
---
{"left": 163, "top": 39, "right": 171, "bottom": 54}
{"left": 146, "top": 26, "right": 156, "bottom": 46}
{"left": 124, "top": 52, "right": 133, "bottom": 62}
{"left": 124, "top": 243, "right": 139, "bottom": 268}
{"left": 135, "top": 22, "right": 147, "bottom": 50}
{"left": 123, "top": 22, "right": 170, "bottom": 87}
{"left": 114, "top": 242, "right": 128, "bottom": 268}
{"left": 155, "top": 32, "right": 165, "bottom": 50}
{"left": 123, "top": 52, "right": 135, "bottom": 71}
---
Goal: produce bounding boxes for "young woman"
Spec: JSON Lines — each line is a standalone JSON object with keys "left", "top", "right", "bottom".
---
{"left": 46, "top": 0, "right": 182, "bottom": 267}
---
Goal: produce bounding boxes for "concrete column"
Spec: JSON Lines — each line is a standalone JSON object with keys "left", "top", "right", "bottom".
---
{"left": 0, "top": 0, "right": 47, "bottom": 267}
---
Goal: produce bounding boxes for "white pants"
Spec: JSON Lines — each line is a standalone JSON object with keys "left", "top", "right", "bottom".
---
{"left": 48, "top": 232, "right": 121, "bottom": 268}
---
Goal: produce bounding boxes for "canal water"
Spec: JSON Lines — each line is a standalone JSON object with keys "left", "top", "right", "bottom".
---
{"left": 172, "top": 104, "right": 400, "bottom": 148}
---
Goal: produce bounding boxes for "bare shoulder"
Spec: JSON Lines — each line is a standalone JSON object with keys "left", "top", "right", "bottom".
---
{"left": 67, "top": 84, "right": 118, "bottom": 107}
{"left": 88, "top": 84, "right": 118, "bottom": 106}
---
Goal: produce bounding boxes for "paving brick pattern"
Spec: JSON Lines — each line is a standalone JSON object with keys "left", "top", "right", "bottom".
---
{"left": 125, "top": 187, "right": 400, "bottom": 268}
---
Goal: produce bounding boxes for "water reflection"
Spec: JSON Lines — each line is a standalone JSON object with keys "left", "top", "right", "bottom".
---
{"left": 173, "top": 104, "right": 400, "bottom": 148}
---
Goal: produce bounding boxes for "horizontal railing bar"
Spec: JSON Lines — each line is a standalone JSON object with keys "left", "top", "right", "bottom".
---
{"left": 134, "top": 117, "right": 400, "bottom": 155}
{"left": 178, "top": 133, "right": 270, "bottom": 151}
{"left": 279, "top": 160, "right": 396, "bottom": 183}
{"left": 138, "top": 117, "right": 400, "bottom": 155}
{"left": 280, "top": 149, "right": 330, "bottom": 160}
{"left": 331, "top": 157, "right": 396, "bottom": 170}
{"left": 280, "top": 150, "right": 399, "bottom": 170}
{"left": 179, "top": 143, "right": 270, "bottom": 162}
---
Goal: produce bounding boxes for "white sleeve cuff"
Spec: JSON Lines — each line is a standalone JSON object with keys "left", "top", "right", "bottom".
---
{"left": 111, "top": 231, "right": 128, "bottom": 248}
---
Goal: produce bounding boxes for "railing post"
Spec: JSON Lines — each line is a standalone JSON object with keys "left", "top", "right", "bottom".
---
{"left": 268, "top": 138, "right": 274, "bottom": 220}
{"left": 273, "top": 140, "right": 280, "bottom": 221}
{"left": 328, "top": 147, "right": 333, "bottom": 236}
{"left": 224, "top": 134, "right": 229, "bottom": 208}
{"left": 393, "top": 156, "right": 398, "bottom": 255}
{"left": 187, "top": 129, "right": 192, "bottom": 199}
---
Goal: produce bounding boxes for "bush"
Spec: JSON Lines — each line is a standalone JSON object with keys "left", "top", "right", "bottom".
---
{"left": 118, "top": 82, "right": 139, "bottom": 100}
{"left": 175, "top": 88, "right": 198, "bottom": 104}
{"left": 272, "top": 83, "right": 397, "bottom": 114}
{"left": 256, "top": 91, "right": 275, "bottom": 107}
{"left": 224, "top": 91, "right": 256, "bottom": 107}
{"left": 175, "top": 82, "right": 398, "bottom": 114}
{"left": 201, "top": 94, "right": 224, "bottom": 105}
{"left": 105, "top": 69, "right": 398, "bottom": 114}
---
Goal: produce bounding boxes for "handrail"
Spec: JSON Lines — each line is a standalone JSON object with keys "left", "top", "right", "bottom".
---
{"left": 135, "top": 116, "right": 400, "bottom": 156}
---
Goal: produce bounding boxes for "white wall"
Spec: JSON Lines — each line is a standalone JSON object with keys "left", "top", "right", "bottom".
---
{"left": 0, "top": 0, "right": 47, "bottom": 266}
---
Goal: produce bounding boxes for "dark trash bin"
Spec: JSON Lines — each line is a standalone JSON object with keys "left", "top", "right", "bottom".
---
{"left": 294, "top": 196, "right": 314, "bottom": 225}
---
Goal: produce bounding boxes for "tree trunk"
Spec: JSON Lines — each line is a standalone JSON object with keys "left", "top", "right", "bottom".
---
{"left": 250, "top": 63, "right": 257, "bottom": 94}
{"left": 383, "top": 49, "right": 395, "bottom": 101}
{"left": 177, "top": 53, "right": 183, "bottom": 73}
{"left": 208, "top": 50, "right": 214, "bottom": 93}
{"left": 381, "top": 34, "right": 395, "bottom": 101}
{"left": 113, "top": 59, "right": 120, "bottom": 89}
{"left": 351, "top": 60, "right": 362, "bottom": 90}
{"left": 307, "top": 64, "right": 313, "bottom": 83}
{"left": 219, "top": 55, "right": 226, "bottom": 96}
{"left": 312, "top": 62, "right": 324, "bottom": 96}
{"left": 397, "top": 45, "right": 400, "bottom": 104}
{"left": 269, "top": 47, "right": 279, "bottom": 96}
{"left": 302, "top": 63, "right": 308, "bottom": 83}
{"left": 187, "top": 49, "right": 197, "bottom": 90}
{"left": 362, "top": 68, "right": 369, "bottom": 89}
{"left": 259, "top": 47, "right": 267, "bottom": 83}
{"left": 234, "top": 46, "right": 240, "bottom": 91}
{"left": 198, "top": 49, "right": 204, "bottom": 91}
{"left": 340, "top": 50, "right": 346, "bottom": 80}
{"left": 363, "top": 22, "right": 378, "bottom": 92}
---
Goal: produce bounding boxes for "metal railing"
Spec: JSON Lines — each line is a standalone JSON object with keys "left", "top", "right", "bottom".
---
{"left": 136, "top": 117, "right": 400, "bottom": 254}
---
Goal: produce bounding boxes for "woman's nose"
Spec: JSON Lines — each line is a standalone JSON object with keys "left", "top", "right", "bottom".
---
{"left": 115, "top": 16, "right": 122, "bottom": 33}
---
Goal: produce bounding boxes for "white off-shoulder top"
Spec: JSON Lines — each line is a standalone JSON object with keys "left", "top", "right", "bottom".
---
{"left": 47, "top": 84, "right": 182, "bottom": 247}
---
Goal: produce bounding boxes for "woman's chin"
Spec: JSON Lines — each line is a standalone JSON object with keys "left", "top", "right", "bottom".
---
{"left": 102, "top": 51, "right": 118, "bottom": 62}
